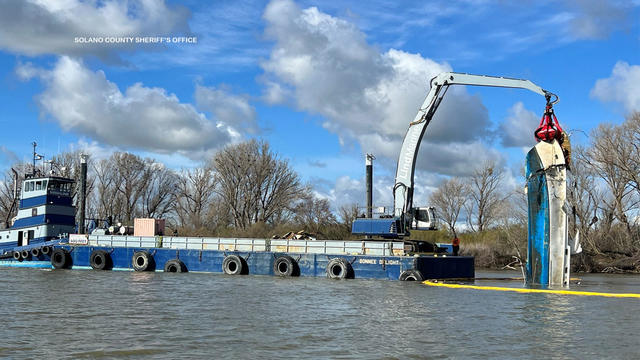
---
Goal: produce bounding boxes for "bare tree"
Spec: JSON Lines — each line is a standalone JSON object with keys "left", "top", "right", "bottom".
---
{"left": 569, "top": 146, "right": 603, "bottom": 254}
{"left": 429, "top": 178, "right": 468, "bottom": 237}
{"left": 173, "top": 166, "right": 217, "bottom": 230}
{"left": 141, "top": 163, "right": 177, "bottom": 219}
{"left": 465, "top": 161, "right": 507, "bottom": 232}
{"left": 212, "top": 140, "right": 304, "bottom": 229}
{"left": 93, "top": 158, "right": 121, "bottom": 223}
{"left": 586, "top": 123, "right": 637, "bottom": 240}
{"left": 113, "top": 152, "right": 151, "bottom": 222}
{"left": 338, "top": 203, "right": 359, "bottom": 233}
{"left": 293, "top": 195, "right": 337, "bottom": 235}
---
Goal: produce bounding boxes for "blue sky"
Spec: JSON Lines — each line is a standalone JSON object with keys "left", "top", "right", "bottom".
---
{"left": 0, "top": 0, "right": 638, "bottom": 210}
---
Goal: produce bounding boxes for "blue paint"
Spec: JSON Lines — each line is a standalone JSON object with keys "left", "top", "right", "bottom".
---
{"left": 19, "top": 195, "right": 73, "bottom": 208}
{"left": 1, "top": 244, "right": 475, "bottom": 281}
{"left": 525, "top": 147, "right": 550, "bottom": 286}
{"left": 12, "top": 214, "right": 75, "bottom": 228}
{"left": 351, "top": 218, "right": 401, "bottom": 237}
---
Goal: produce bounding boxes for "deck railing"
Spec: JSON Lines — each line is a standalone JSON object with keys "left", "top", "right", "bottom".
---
{"left": 85, "top": 235, "right": 407, "bottom": 256}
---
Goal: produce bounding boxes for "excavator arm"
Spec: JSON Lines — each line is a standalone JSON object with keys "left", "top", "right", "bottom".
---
{"left": 393, "top": 72, "right": 557, "bottom": 229}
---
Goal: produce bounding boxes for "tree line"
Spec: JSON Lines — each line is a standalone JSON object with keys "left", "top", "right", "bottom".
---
{"left": 0, "top": 140, "right": 345, "bottom": 239}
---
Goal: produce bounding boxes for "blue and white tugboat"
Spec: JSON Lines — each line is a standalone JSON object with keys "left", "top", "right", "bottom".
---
{"left": 0, "top": 172, "right": 74, "bottom": 265}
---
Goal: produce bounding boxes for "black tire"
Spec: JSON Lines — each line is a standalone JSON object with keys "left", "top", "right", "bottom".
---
{"left": 273, "top": 255, "right": 299, "bottom": 277}
{"left": 41, "top": 246, "right": 51, "bottom": 255}
{"left": 164, "top": 259, "right": 187, "bottom": 273}
{"left": 326, "top": 258, "right": 353, "bottom": 279}
{"left": 399, "top": 269, "right": 424, "bottom": 281}
{"left": 30, "top": 247, "right": 41, "bottom": 257}
{"left": 12, "top": 251, "right": 21, "bottom": 261}
{"left": 222, "top": 255, "right": 246, "bottom": 275}
{"left": 51, "top": 249, "right": 71, "bottom": 269}
{"left": 132, "top": 251, "right": 155, "bottom": 272}
{"left": 90, "top": 250, "right": 112, "bottom": 270}
{"left": 20, "top": 250, "right": 30, "bottom": 260}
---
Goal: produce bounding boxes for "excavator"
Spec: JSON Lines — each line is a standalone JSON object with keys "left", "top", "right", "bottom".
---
{"left": 351, "top": 72, "right": 558, "bottom": 239}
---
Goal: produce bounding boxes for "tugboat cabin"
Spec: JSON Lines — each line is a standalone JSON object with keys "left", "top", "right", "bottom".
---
{"left": 0, "top": 175, "right": 75, "bottom": 250}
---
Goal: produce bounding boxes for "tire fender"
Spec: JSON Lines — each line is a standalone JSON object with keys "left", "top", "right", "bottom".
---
{"left": 90, "top": 249, "right": 112, "bottom": 270}
{"left": 132, "top": 251, "right": 155, "bottom": 272}
{"left": 273, "top": 255, "right": 299, "bottom": 277}
{"left": 164, "top": 259, "right": 187, "bottom": 273}
{"left": 399, "top": 269, "right": 424, "bottom": 281}
{"left": 51, "top": 248, "right": 71, "bottom": 269}
{"left": 326, "top": 258, "right": 353, "bottom": 279}
{"left": 222, "top": 254, "right": 246, "bottom": 275}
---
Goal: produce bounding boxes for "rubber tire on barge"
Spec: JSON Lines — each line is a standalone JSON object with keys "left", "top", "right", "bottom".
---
{"left": 164, "top": 259, "right": 187, "bottom": 273}
{"left": 30, "top": 247, "right": 40, "bottom": 257}
{"left": 222, "top": 255, "right": 246, "bottom": 275}
{"left": 41, "top": 246, "right": 51, "bottom": 255}
{"left": 326, "top": 258, "right": 353, "bottom": 279}
{"left": 399, "top": 269, "right": 424, "bottom": 281}
{"left": 273, "top": 255, "right": 299, "bottom": 277}
{"left": 51, "top": 249, "right": 71, "bottom": 269}
{"left": 12, "top": 251, "right": 21, "bottom": 261}
{"left": 90, "top": 249, "right": 112, "bottom": 270}
{"left": 20, "top": 250, "right": 30, "bottom": 260}
{"left": 132, "top": 251, "right": 155, "bottom": 272}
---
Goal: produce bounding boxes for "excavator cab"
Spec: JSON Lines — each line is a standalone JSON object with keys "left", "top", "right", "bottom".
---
{"left": 410, "top": 207, "right": 437, "bottom": 231}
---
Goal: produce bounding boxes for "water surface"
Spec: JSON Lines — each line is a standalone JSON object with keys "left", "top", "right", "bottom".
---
{"left": 0, "top": 268, "right": 638, "bottom": 359}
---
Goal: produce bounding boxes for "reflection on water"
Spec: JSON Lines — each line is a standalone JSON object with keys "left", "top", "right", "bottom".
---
{"left": 0, "top": 268, "right": 638, "bottom": 359}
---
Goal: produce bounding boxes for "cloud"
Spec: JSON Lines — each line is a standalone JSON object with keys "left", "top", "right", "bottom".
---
{"left": 564, "top": 0, "right": 634, "bottom": 40}
{"left": 261, "top": 0, "right": 490, "bottom": 177}
{"left": 499, "top": 102, "right": 539, "bottom": 148}
{"left": 591, "top": 61, "right": 640, "bottom": 113}
{"left": 17, "top": 56, "right": 250, "bottom": 159}
{"left": 195, "top": 84, "right": 258, "bottom": 135}
{"left": 0, "top": 0, "right": 190, "bottom": 60}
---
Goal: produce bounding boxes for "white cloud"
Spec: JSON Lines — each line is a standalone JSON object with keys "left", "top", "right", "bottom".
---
{"left": 0, "top": 0, "right": 190, "bottom": 60}
{"left": 261, "top": 0, "right": 490, "bottom": 177}
{"left": 18, "top": 56, "right": 249, "bottom": 159}
{"left": 591, "top": 61, "right": 640, "bottom": 113}
{"left": 499, "top": 102, "right": 539, "bottom": 148}
{"left": 195, "top": 84, "right": 258, "bottom": 135}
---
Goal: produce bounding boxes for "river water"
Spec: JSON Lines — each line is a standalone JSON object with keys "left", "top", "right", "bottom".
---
{"left": 0, "top": 268, "right": 638, "bottom": 359}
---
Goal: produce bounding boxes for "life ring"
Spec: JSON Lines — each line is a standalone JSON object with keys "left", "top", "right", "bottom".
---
{"left": 164, "top": 259, "right": 187, "bottom": 273}
{"left": 20, "top": 250, "right": 30, "bottom": 260}
{"left": 41, "top": 246, "right": 51, "bottom": 255}
{"left": 132, "top": 251, "right": 155, "bottom": 272}
{"left": 222, "top": 254, "right": 246, "bottom": 275}
{"left": 326, "top": 258, "right": 353, "bottom": 279}
{"left": 399, "top": 269, "right": 424, "bottom": 281}
{"left": 30, "top": 247, "right": 41, "bottom": 257}
{"left": 90, "top": 249, "right": 112, "bottom": 270}
{"left": 273, "top": 255, "right": 298, "bottom": 277}
{"left": 51, "top": 249, "right": 71, "bottom": 269}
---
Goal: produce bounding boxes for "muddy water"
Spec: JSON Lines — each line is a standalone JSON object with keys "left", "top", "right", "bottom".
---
{"left": 0, "top": 268, "right": 638, "bottom": 359}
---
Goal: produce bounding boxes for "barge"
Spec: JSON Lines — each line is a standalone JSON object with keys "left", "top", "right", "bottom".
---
{"left": 0, "top": 172, "right": 474, "bottom": 281}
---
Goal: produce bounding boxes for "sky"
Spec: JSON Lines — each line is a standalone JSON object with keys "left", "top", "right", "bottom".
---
{"left": 0, "top": 0, "right": 638, "bottom": 212}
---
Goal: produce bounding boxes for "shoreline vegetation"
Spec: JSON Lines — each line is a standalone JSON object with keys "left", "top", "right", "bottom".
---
{"left": 2, "top": 113, "right": 639, "bottom": 275}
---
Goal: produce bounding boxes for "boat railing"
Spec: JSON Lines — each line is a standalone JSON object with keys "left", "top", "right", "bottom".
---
{"left": 86, "top": 235, "right": 408, "bottom": 256}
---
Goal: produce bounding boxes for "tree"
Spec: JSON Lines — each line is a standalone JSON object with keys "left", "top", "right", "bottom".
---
{"left": 173, "top": 166, "right": 217, "bottom": 230}
{"left": 429, "top": 178, "right": 468, "bottom": 237}
{"left": 465, "top": 161, "right": 506, "bottom": 232}
{"left": 293, "top": 195, "right": 337, "bottom": 235}
{"left": 212, "top": 140, "right": 304, "bottom": 229}
{"left": 140, "top": 163, "right": 177, "bottom": 219}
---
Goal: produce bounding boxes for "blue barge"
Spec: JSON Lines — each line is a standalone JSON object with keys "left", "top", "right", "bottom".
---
{"left": 0, "top": 173, "right": 474, "bottom": 281}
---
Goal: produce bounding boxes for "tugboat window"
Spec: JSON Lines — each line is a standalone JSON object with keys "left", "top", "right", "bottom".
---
{"left": 35, "top": 181, "right": 42, "bottom": 190}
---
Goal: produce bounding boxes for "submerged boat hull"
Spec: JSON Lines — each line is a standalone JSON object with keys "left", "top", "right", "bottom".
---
{"left": 526, "top": 140, "right": 569, "bottom": 287}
